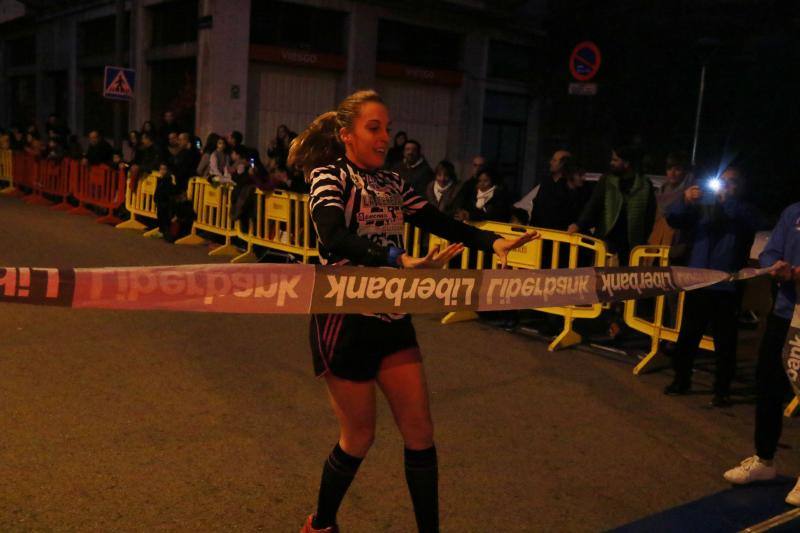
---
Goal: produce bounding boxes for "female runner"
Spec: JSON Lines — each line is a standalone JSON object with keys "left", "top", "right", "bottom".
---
{"left": 288, "top": 89, "right": 537, "bottom": 533}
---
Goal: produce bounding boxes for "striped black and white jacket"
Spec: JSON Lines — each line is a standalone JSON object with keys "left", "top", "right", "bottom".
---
{"left": 309, "top": 157, "right": 499, "bottom": 268}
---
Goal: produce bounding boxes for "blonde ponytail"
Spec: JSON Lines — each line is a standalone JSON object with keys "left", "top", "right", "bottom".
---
{"left": 288, "top": 89, "right": 384, "bottom": 181}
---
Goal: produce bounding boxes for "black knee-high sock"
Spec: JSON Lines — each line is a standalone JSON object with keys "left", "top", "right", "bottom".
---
{"left": 312, "top": 443, "right": 363, "bottom": 529}
{"left": 404, "top": 445, "right": 439, "bottom": 533}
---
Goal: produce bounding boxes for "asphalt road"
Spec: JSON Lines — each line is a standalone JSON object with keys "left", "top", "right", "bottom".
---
{"left": 1, "top": 195, "right": 798, "bottom": 532}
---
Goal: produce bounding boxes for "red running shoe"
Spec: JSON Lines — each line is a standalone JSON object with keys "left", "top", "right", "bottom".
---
{"left": 299, "top": 514, "right": 339, "bottom": 533}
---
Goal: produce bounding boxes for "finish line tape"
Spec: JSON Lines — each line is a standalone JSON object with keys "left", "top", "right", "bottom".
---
{"left": 0, "top": 263, "right": 773, "bottom": 314}
{"left": 3, "top": 262, "right": 800, "bottom": 396}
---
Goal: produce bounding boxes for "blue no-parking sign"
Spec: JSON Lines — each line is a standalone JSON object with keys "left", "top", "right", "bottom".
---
{"left": 103, "top": 66, "right": 136, "bottom": 101}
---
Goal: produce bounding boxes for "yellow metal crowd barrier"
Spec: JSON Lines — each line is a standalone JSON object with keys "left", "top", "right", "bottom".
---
{"left": 421, "top": 221, "right": 609, "bottom": 351}
{"left": 623, "top": 245, "right": 715, "bottom": 374}
{"left": 116, "top": 172, "right": 161, "bottom": 237}
{"left": 622, "top": 246, "right": 800, "bottom": 416}
{"left": 233, "top": 188, "right": 319, "bottom": 264}
{"left": 0, "top": 149, "right": 15, "bottom": 194}
{"left": 175, "top": 177, "right": 240, "bottom": 256}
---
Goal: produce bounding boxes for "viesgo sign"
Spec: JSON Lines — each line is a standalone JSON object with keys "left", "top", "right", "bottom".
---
{"left": 376, "top": 62, "right": 463, "bottom": 87}
{"left": 249, "top": 45, "right": 346, "bottom": 71}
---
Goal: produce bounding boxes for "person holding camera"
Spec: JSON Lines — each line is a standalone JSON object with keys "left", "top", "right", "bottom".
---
{"left": 663, "top": 165, "right": 765, "bottom": 406}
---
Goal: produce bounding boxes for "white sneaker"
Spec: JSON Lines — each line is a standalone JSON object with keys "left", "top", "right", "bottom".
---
{"left": 786, "top": 477, "right": 800, "bottom": 506}
{"left": 723, "top": 455, "right": 777, "bottom": 485}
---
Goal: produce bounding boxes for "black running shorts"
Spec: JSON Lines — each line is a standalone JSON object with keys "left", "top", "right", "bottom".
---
{"left": 309, "top": 313, "right": 421, "bottom": 382}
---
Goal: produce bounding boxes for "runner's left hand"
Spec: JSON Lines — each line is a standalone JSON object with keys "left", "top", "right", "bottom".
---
{"left": 493, "top": 231, "right": 539, "bottom": 268}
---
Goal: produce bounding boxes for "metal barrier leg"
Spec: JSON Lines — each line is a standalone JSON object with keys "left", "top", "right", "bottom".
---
{"left": 231, "top": 243, "right": 258, "bottom": 263}
{"left": 785, "top": 397, "right": 799, "bottom": 418}
{"left": 441, "top": 311, "right": 479, "bottom": 324}
{"left": 208, "top": 235, "right": 240, "bottom": 257}
{"left": 174, "top": 227, "right": 208, "bottom": 246}
{"left": 116, "top": 214, "right": 147, "bottom": 231}
{"left": 548, "top": 315, "right": 582, "bottom": 351}
{"left": 142, "top": 227, "right": 163, "bottom": 238}
{"left": 632, "top": 331, "right": 663, "bottom": 375}
{"left": 69, "top": 203, "right": 93, "bottom": 216}
{"left": 25, "top": 194, "right": 52, "bottom": 206}
{"left": 95, "top": 212, "right": 123, "bottom": 225}
{"left": 50, "top": 199, "right": 72, "bottom": 211}
{"left": 0, "top": 185, "right": 24, "bottom": 198}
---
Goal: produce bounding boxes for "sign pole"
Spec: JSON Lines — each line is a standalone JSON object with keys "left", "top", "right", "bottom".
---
{"left": 691, "top": 63, "right": 707, "bottom": 166}
{"left": 113, "top": 0, "right": 125, "bottom": 149}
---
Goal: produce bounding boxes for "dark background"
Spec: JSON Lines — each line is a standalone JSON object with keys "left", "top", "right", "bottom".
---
{"left": 536, "top": 0, "right": 799, "bottom": 218}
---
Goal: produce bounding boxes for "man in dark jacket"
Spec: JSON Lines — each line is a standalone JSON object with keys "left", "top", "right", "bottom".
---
{"left": 158, "top": 110, "right": 180, "bottom": 147}
{"left": 171, "top": 132, "right": 201, "bottom": 192}
{"left": 530, "top": 151, "right": 589, "bottom": 231}
{"left": 133, "top": 132, "right": 162, "bottom": 172}
{"left": 663, "top": 165, "right": 765, "bottom": 406}
{"left": 392, "top": 139, "right": 434, "bottom": 195}
{"left": 129, "top": 132, "right": 163, "bottom": 189}
{"left": 82, "top": 130, "right": 114, "bottom": 166}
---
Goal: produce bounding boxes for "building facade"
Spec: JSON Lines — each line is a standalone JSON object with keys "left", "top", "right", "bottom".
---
{"left": 0, "top": 0, "right": 544, "bottom": 195}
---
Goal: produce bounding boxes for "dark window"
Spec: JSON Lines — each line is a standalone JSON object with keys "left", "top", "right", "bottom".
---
{"left": 482, "top": 91, "right": 530, "bottom": 195}
{"left": 377, "top": 20, "right": 462, "bottom": 70}
{"left": 78, "top": 14, "right": 130, "bottom": 58}
{"left": 48, "top": 71, "right": 69, "bottom": 121}
{"left": 250, "top": 1, "right": 346, "bottom": 54}
{"left": 488, "top": 40, "right": 536, "bottom": 82}
{"left": 7, "top": 35, "right": 36, "bottom": 68}
{"left": 150, "top": 58, "right": 196, "bottom": 134}
{"left": 150, "top": 0, "right": 198, "bottom": 47}
{"left": 484, "top": 91, "right": 529, "bottom": 122}
{"left": 9, "top": 75, "right": 36, "bottom": 125}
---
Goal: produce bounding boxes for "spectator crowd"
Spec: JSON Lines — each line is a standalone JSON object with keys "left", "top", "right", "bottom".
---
{"left": 0, "top": 113, "right": 309, "bottom": 242}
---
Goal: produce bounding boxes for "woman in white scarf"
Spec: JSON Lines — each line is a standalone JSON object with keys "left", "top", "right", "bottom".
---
{"left": 475, "top": 182, "right": 496, "bottom": 209}
{"left": 455, "top": 166, "right": 511, "bottom": 222}
{"left": 424, "top": 160, "right": 460, "bottom": 217}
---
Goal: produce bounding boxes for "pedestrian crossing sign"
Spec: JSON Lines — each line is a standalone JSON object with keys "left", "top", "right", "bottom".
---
{"left": 103, "top": 66, "right": 136, "bottom": 101}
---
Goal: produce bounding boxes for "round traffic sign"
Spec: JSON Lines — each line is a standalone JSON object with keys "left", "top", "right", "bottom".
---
{"left": 569, "top": 41, "right": 602, "bottom": 82}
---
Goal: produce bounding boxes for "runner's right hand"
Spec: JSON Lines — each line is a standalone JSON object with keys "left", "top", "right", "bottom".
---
{"left": 400, "top": 243, "right": 465, "bottom": 269}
